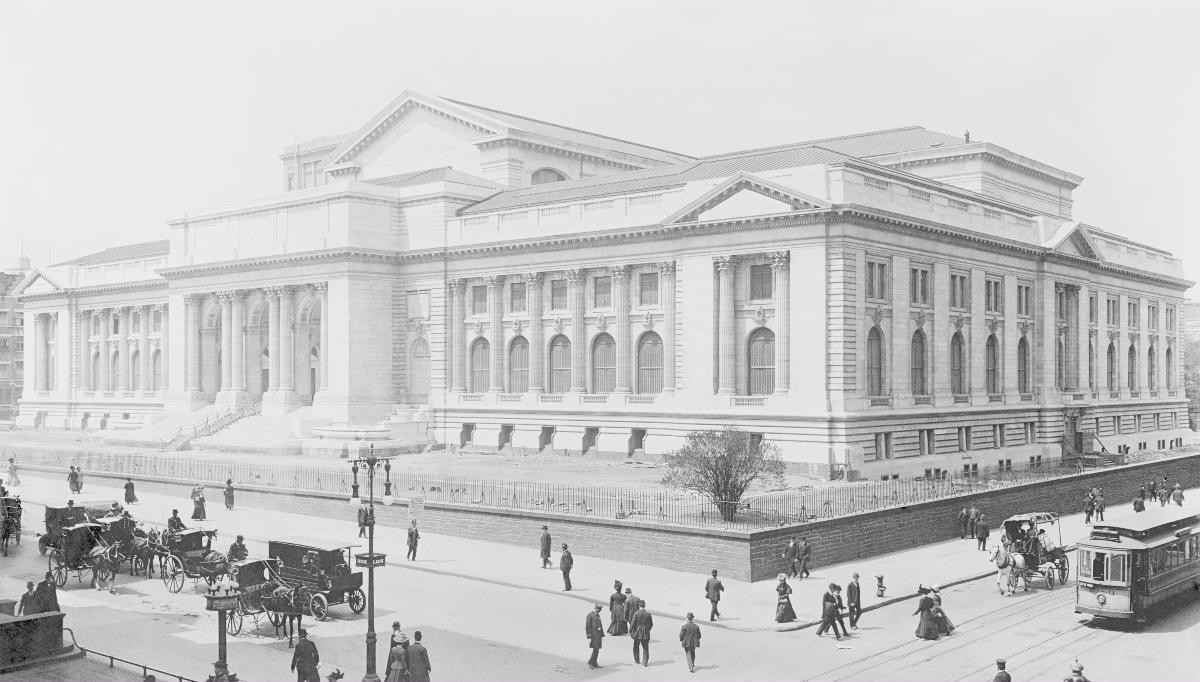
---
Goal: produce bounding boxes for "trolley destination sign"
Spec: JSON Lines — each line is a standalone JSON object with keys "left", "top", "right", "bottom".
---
{"left": 355, "top": 552, "right": 387, "bottom": 568}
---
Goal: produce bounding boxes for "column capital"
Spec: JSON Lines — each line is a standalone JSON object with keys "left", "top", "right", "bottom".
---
{"left": 714, "top": 256, "right": 739, "bottom": 273}
{"left": 565, "top": 269, "right": 584, "bottom": 284}
{"left": 1108, "top": 329, "right": 1120, "bottom": 343}
{"left": 216, "top": 292, "right": 235, "bottom": 304}
{"left": 77, "top": 309, "right": 91, "bottom": 321}
{"left": 522, "top": 272, "right": 543, "bottom": 287}
{"left": 311, "top": 281, "right": 329, "bottom": 294}
{"left": 769, "top": 251, "right": 790, "bottom": 270}
{"left": 484, "top": 275, "right": 503, "bottom": 288}
{"left": 184, "top": 294, "right": 203, "bottom": 307}
{"left": 112, "top": 307, "right": 127, "bottom": 319}
{"left": 1018, "top": 320, "right": 1034, "bottom": 338}
{"left": 657, "top": 260, "right": 676, "bottom": 276}
{"left": 447, "top": 278, "right": 465, "bottom": 292}
{"left": 609, "top": 265, "right": 628, "bottom": 281}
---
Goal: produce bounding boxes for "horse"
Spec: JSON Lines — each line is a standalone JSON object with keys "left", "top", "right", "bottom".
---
{"left": 125, "top": 527, "right": 165, "bottom": 578}
{"left": 990, "top": 544, "right": 1026, "bottom": 596}
{"left": 86, "top": 541, "right": 126, "bottom": 592}
{"left": 1, "top": 515, "right": 18, "bottom": 557}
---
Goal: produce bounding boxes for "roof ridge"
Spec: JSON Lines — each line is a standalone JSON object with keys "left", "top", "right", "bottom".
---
{"left": 700, "top": 126, "right": 933, "bottom": 160}
{"left": 53, "top": 239, "right": 171, "bottom": 267}
{"left": 441, "top": 96, "right": 696, "bottom": 160}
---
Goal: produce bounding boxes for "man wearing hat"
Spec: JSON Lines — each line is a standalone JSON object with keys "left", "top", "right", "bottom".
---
{"left": 166, "top": 509, "right": 186, "bottom": 534}
{"left": 34, "top": 571, "right": 59, "bottom": 613}
{"left": 1063, "top": 659, "right": 1090, "bottom": 682}
{"left": 992, "top": 659, "right": 1011, "bottom": 682}
{"left": 228, "top": 535, "right": 249, "bottom": 562}
{"left": 815, "top": 583, "right": 842, "bottom": 640}
{"left": 290, "top": 628, "right": 320, "bottom": 682}
{"left": 704, "top": 569, "right": 724, "bottom": 621}
{"left": 630, "top": 600, "right": 653, "bottom": 666}
{"left": 847, "top": 573, "right": 862, "bottom": 629}
{"left": 585, "top": 603, "right": 605, "bottom": 668}
{"left": 560, "top": 543, "right": 574, "bottom": 590}
{"left": 540, "top": 525, "right": 552, "bottom": 569}
{"left": 976, "top": 514, "right": 991, "bottom": 552}
{"left": 679, "top": 612, "right": 701, "bottom": 673}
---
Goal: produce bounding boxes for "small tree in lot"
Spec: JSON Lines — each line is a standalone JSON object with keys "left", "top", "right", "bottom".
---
{"left": 662, "top": 427, "right": 787, "bottom": 522}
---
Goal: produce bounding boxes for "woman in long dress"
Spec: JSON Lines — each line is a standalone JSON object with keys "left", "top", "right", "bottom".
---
{"left": 124, "top": 477, "right": 138, "bottom": 504}
{"left": 930, "top": 587, "right": 955, "bottom": 635}
{"left": 192, "top": 489, "right": 207, "bottom": 521}
{"left": 914, "top": 587, "right": 940, "bottom": 640}
{"left": 775, "top": 574, "right": 797, "bottom": 623}
{"left": 224, "top": 479, "right": 235, "bottom": 511}
{"left": 607, "top": 581, "right": 628, "bottom": 635}
{"left": 384, "top": 634, "right": 409, "bottom": 682}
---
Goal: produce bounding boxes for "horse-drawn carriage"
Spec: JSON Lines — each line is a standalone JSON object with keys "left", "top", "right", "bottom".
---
{"left": 1, "top": 496, "right": 20, "bottom": 556}
{"left": 47, "top": 521, "right": 124, "bottom": 589}
{"left": 38, "top": 499, "right": 118, "bottom": 556}
{"left": 267, "top": 538, "right": 366, "bottom": 619}
{"left": 160, "top": 528, "right": 230, "bottom": 593}
{"left": 224, "top": 557, "right": 325, "bottom": 637}
{"left": 992, "top": 512, "right": 1070, "bottom": 594}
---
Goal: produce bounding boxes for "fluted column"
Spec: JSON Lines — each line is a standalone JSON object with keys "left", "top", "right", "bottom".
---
{"left": 448, "top": 280, "right": 466, "bottom": 392}
{"left": 115, "top": 308, "right": 130, "bottom": 391}
{"left": 771, "top": 252, "right": 790, "bottom": 395}
{"left": 487, "top": 276, "right": 505, "bottom": 392}
{"left": 186, "top": 297, "right": 202, "bottom": 393}
{"left": 99, "top": 309, "right": 112, "bottom": 391}
{"left": 715, "top": 256, "right": 738, "bottom": 394}
{"left": 1117, "top": 293, "right": 1130, "bottom": 397}
{"left": 613, "top": 266, "right": 632, "bottom": 393}
{"left": 659, "top": 262, "right": 676, "bottom": 393}
{"left": 267, "top": 289, "right": 280, "bottom": 391}
{"left": 278, "top": 287, "right": 295, "bottom": 391}
{"left": 139, "top": 305, "right": 152, "bottom": 391}
{"left": 230, "top": 293, "right": 246, "bottom": 391}
{"left": 34, "top": 313, "right": 47, "bottom": 391}
{"left": 78, "top": 311, "right": 92, "bottom": 391}
{"left": 567, "top": 269, "right": 586, "bottom": 392}
{"left": 158, "top": 305, "right": 169, "bottom": 391}
{"left": 524, "top": 273, "right": 544, "bottom": 393}
{"left": 315, "top": 283, "right": 329, "bottom": 391}
{"left": 218, "top": 294, "right": 233, "bottom": 392}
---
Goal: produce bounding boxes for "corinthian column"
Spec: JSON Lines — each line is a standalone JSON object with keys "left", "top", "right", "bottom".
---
{"left": 659, "top": 261, "right": 676, "bottom": 393}
{"left": 525, "top": 273, "right": 544, "bottom": 393}
{"left": 99, "top": 309, "right": 112, "bottom": 391}
{"left": 266, "top": 289, "right": 280, "bottom": 392}
{"left": 34, "top": 313, "right": 47, "bottom": 391}
{"left": 186, "top": 297, "right": 202, "bottom": 393}
{"left": 278, "top": 287, "right": 295, "bottom": 391}
{"left": 448, "top": 280, "right": 466, "bottom": 392}
{"left": 79, "top": 311, "right": 92, "bottom": 391}
{"left": 486, "top": 276, "right": 505, "bottom": 391}
{"left": 219, "top": 294, "right": 233, "bottom": 392}
{"left": 567, "top": 269, "right": 586, "bottom": 392}
{"left": 230, "top": 292, "right": 246, "bottom": 391}
{"left": 116, "top": 308, "right": 130, "bottom": 391}
{"left": 771, "top": 252, "right": 790, "bottom": 395}
{"left": 715, "top": 256, "right": 738, "bottom": 394}
{"left": 139, "top": 305, "right": 152, "bottom": 391}
{"left": 613, "top": 266, "right": 632, "bottom": 393}
{"left": 314, "top": 283, "right": 329, "bottom": 391}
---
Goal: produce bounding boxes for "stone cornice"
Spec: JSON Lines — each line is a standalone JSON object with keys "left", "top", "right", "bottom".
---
{"left": 888, "top": 151, "right": 1080, "bottom": 188}
{"left": 18, "top": 278, "right": 168, "bottom": 303}
{"left": 475, "top": 136, "right": 645, "bottom": 171}
{"left": 156, "top": 248, "right": 401, "bottom": 278}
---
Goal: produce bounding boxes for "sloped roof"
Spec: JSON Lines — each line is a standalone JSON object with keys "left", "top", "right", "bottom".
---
{"left": 461, "top": 146, "right": 852, "bottom": 214}
{"left": 53, "top": 240, "right": 170, "bottom": 267}
{"left": 367, "top": 167, "right": 502, "bottom": 191}
{"left": 444, "top": 97, "right": 696, "bottom": 165}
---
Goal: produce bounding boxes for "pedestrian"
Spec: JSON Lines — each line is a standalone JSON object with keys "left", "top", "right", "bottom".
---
{"left": 1083, "top": 495, "right": 1095, "bottom": 524}
{"left": 384, "top": 631, "right": 409, "bottom": 682}
{"left": 224, "top": 479, "right": 235, "bottom": 511}
{"left": 832, "top": 584, "right": 850, "bottom": 637}
{"left": 815, "top": 583, "right": 842, "bottom": 640}
{"left": 797, "top": 537, "right": 812, "bottom": 578}
{"left": 1160, "top": 477, "right": 1171, "bottom": 507}
{"left": 191, "top": 486, "right": 206, "bottom": 521}
{"left": 539, "top": 525, "right": 552, "bottom": 569}
{"left": 976, "top": 514, "right": 990, "bottom": 552}
{"left": 67, "top": 466, "right": 81, "bottom": 494}
{"left": 1138, "top": 485, "right": 1147, "bottom": 501}
{"left": 17, "top": 581, "right": 36, "bottom": 616}
{"left": 847, "top": 573, "right": 862, "bottom": 629}
{"left": 783, "top": 536, "right": 800, "bottom": 578}
{"left": 124, "top": 477, "right": 138, "bottom": 504}
{"left": 1095, "top": 489, "right": 1105, "bottom": 521}
{"left": 585, "top": 603, "right": 605, "bottom": 669}
{"left": 406, "top": 520, "right": 420, "bottom": 561}
{"left": 290, "top": 629, "right": 320, "bottom": 682}
{"left": 608, "top": 581, "right": 628, "bottom": 635}
{"left": 968, "top": 504, "right": 980, "bottom": 539}
{"left": 389, "top": 621, "right": 407, "bottom": 649}
{"left": 1063, "top": 659, "right": 1091, "bottom": 682}
{"left": 6, "top": 457, "right": 19, "bottom": 486}
{"left": 630, "top": 600, "right": 653, "bottom": 666}
{"left": 623, "top": 587, "right": 638, "bottom": 629}
{"left": 774, "top": 574, "right": 796, "bottom": 623}
{"left": 929, "top": 586, "right": 954, "bottom": 635}
{"left": 913, "top": 589, "right": 939, "bottom": 641}
{"left": 357, "top": 504, "right": 369, "bottom": 538}
{"left": 560, "top": 543, "right": 574, "bottom": 591}
{"left": 704, "top": 569, "right": 724, "bottom": 621}
{"left": 35, "top": 571, "right": 59, "bottom": 614}
{"left": 679, "top": 612, "right": 701, "bottom": 673}
{"left": 407, "top": 631, "right": 431, "bottom": 682}
{"left": 957, "top": 506, "right": 968, "bottom": 539}
{"left": 1172, "top": 484, "right": 1185, "bottom": 506}
{"left": 993, "top": 659, "right": 1011, "bottom": 682}
{"left": 1133, "top": 495, "right": 1146, "bottom": 513}
{"left": 1148, "top": 479, "right": 1158, "bottom": 502}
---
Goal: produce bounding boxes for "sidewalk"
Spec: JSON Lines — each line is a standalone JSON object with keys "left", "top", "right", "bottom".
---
{"left": 5, "top": 473, "right": 1192, "bottom": 633}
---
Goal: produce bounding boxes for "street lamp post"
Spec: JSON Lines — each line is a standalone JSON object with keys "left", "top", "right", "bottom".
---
{"left": 203, "top": 576, "right": 241, "bottom": 682}
{"left": 349, "top": 444, "right": 393, "bottom": 682}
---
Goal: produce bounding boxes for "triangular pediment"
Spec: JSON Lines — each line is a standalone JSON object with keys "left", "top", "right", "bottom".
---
{"left": 1051, "top": 225, "right": 1104, "bottom": 262}
{"left": 663, "top": 173, "right": 831, "bottom": 225}
{"left": 13, "top": 269, "right": 63, "bottom": 297}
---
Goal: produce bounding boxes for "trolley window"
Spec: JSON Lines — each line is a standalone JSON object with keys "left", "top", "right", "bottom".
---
{"left": 1080, "top": 549, "right": 1127, "bottom": 582}
{"left": 1148, "top": 538, "right": 1198, "bottom": 576}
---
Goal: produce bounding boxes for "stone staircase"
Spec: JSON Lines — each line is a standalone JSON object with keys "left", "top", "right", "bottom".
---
{"left": 100, "top": 403, "right": 261, "bottom": 451}
{"left": 189, "top": 406, "right": 329, "bottom": 456}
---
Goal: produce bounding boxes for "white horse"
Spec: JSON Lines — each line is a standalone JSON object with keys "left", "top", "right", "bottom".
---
{"left": 990, "top": 545, "right": 1026, "bottom": 596}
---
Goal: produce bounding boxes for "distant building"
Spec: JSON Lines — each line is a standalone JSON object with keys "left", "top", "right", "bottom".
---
{"left": 0, "top": 258, "right": 30, "bottom": 420}
{"left": 1184, "top": 301, "right": 1200, "bottom": 342}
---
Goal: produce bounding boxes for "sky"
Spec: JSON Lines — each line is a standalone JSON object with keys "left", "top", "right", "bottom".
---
{"left": 1, "top": 0, "right": 1198, "bottom": 294}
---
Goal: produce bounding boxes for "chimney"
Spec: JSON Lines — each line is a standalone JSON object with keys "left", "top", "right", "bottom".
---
{"left": 964, "top": 130, "right": 971, "bottom": 143}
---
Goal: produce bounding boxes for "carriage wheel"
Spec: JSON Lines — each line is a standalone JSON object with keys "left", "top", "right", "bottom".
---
{"left": 1059, "top": 556, "right": 1070, "bottom": 584}
{"left": 268, "top": 610, "right": 285, "bottom": 628}
{"left": 308, "top": 593, "right": 329, "bottom": 620}
{"left": 226, "top": 607, "right": 244, "bottom": 636}
{"left": 162, "top": 555, "right": 185, "bottom": 593}
{"left": 51, "top": 554, "right": 68, "bottom": 588}
{"left": 348, "top": 588, "right": 366, "bottom": 614}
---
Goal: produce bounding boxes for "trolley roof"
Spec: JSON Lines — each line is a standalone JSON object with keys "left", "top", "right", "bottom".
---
{"left": 1003, "top": 512, "right": 1059, "bottom": 525}
{"left": 1092, "top": 507, "right": 1199, "bottom": 535}
{"left": 269, "top": 537, "right": 361, "bottom": 553}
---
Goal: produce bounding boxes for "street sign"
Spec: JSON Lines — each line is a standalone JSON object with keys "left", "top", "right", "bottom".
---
{"left": 355, "top": 552, "right": 387, "bottom": 568}
{"left": 408, "top": 496, "right": 424, "bottom": 521}
{"left": 204, "top": 595, "right": 240, "bottom": 611}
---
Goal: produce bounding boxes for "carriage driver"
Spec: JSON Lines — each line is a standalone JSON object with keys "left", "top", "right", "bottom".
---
{"left": 166, "top": 509, "right": 187, "bottom": 534}
{"left": 1037, "top": 528, "right": 1056, "bottom": 553}
{"left": 228, "top": 535, "right": 249, "bottom": 562}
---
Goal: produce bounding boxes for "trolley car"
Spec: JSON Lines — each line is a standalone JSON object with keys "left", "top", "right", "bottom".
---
{"left": 1076, "top": 507, "right": 1200, "bottom": 622}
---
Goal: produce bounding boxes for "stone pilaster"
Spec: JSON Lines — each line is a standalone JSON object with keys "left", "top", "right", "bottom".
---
{"left": 139, "top": 305, "right": 153, "bottom": 392}
{"left": 715, "top": 256, "right": 738, "bottom": 395}
{"left": 486, "top": 276, "right": 504, "bottom": 392}
{"left": 567, "top": 269, "right": 586, "bottom": 392}
{"left": 524, "top": 273, "right": 543, "bottom": 393}
{"left": 771, "top": 252, "right": 790, "bottom": 396}
{"left": 612, "top": 266, "right": 631, "bottom": 393}
{"left": 448, "top": 279, "right": 466, "bottom": 392}
{"left": 115, "top": 308, "right": 130, "bottom": 391}
{"left": 659, "top": 261, "right": 676, "bottom": 393}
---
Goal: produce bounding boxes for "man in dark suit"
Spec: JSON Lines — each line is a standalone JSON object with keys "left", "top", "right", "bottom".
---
{"left": 847, "top": 573, "right": 862, "bottom": 629}
{"left": 814, "top": 584, "right": 842, "bottom": 640}
{"left": 704, "top": 569, "right": 724, "bottom": 621}
{"left": 957, "top": 507, "right": 969, "bottom": 539}
{"left": 993, "top": 658, "right": 1012, "bottom": 682}
{"left": 228, "top": 535, "right": 249, "bottom": 562}
{"left": 968, "top": 505, "right": 981, "bottom": 539}
{"left": 797, "top": 538, "right": 812, "bottom": 579}
{"left": 166, "top": 509, "right": 186, "bottom": 534}
{"left": 406, "top": 521, "right": 420, "bottom": 561}
{"left": 34, "top": 572, "right": 59, "bottom": 613}
{"left": 560, "top": 543, "right": 574, "bottom": 591}
{"left": 407, "top": 631, "right": 432, "bottom": 682}
{"left": 783, "top": 537, "right": 799, "bottom": 578}
{"left": 290, "top": 628, "right": 320, "bottom": 682}
{"left": 977, "top": 514, "right": 991, "bottom": 552}
{"left": 624, "top": 587, "right": 638, "bottom": 629}
{"left": 679, "top": 612, "right": 701, "bottom": 673}
{"left": 17, "top": 581, "right": 37, "bottom": 616}
{"left": 630, "top": 601, "right": 653, "bottom": 666}
{"left": 585, "top": 603, "right": 604, "bottom": 668}
{"left": 540, "top": 526, "right": 552, "bottom": 569}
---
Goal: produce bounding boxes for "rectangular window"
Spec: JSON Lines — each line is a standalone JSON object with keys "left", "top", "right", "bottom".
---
{"left": 875, "top": 432, "right": 894, "bottom": 460}
{"left": 1024, "top": 421, "right": 1036, "bottom": 443}
{"left": 948, "top": 198, "right": 970, "bottom": 211}
{"left": 471, "top": 285, "right": 488, "bottom": 315}
{"left": 963, "top": 463, "right": 979, "bottom": 478}
{"left": 1089, "top": 295, "right": 1097, "bottom": 324}
{"left": 1107, "top": 298, "right": 1119, "bottom": 325}
{"left": 1148, "top": 304, "right": 1158, "bottom": 330}
{"left": 509, "top": 283, "right": 526, "bottom": 313}
{"left": 998, "top": 458, "right": 1012, "bottom": 472}
{"left": 918, "top": 429, "right": 935, "bottom": 456}
{"left": 550, "top": 279, "right": 567, "bottom": 310}
{"left": 1029, "top": 455, "right": 1043, "bottom": 469}
{"left": 985, "top": 279, "right": 1003, "bottom": 313}
{"left": 1128, "top": 301, "right": 1139, "bottom": 328}
{"left": 865, "top": 260, "right": 888, "bottom": 300}
{"left": 957, "top": 426, "right": 971, "bottom": 451}
{"left": 1166, "top": 306, "right": 1176, "bottom": 332}
{"left": 864, "top": 177, "right": 889, "bottom": 191}
{"left": 1017, "top": 284, "right": 1032, "bottom": 316}
{"left": 910, "top": 267, "right": 930, "bottom": 305}
{"left": 994, "top": 424, "right": 1006, "bottom": 448}
{"left": 984, "top": 208, "right": 1003, "bottom": 220}
{"left": 950, "top": 273, "right": 968, "bottom": 309}
{"left": 639, "top": 272, "right": 659, "bottom": 306}
{"left": 593, "top": 276, "right": 612, "bottom": 308}
{"left": 750, "top": 264, "right": 773, "bottom": 300}
{"left": 1056, "top": 287, "right": 1067, "bottom": 322}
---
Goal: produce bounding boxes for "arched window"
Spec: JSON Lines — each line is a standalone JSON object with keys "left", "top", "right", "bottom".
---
{"left": 1147, "top": 346, "right": 1157, "bottom": 391}
{"left": 1017, "top": 337, "right": 1030, "bottom": 394}
{"left": 1055, "top": 338, "right": 1064, "bottom": 390}
{"left": 985, "top": 335, "right": 999, "bottom": 394}
{"left": 548, "top": 335, "right": 571, "bottom": 394}
{"left": 866, "top": 327, "right": 883, "bottom": 396}
{"left": 747, "top": 328, "right": 776, "bottom": 395}
{"left": 950, "top": 332, "right": 966, "bottom": 395}
{"left": 1166, "top": 347, "right": 1175, "bottom": 390}
{"left": 531, "top": 168, "right": 568, "bottom": 185}
{"left": 636, "top": 332, "right": 663, "bottom": 394}
{"left": 591, "top": 333, "right": 616, "bottom": 393}
{"left": 469, "top": 338, "right": 490, "bottom": 393}
{"left": 508, "top": 337, "right": 529, "bottom": 393}
{"left": 1088, "top": 342, "right": 1095, "bottom": 390}
{"left": 910, "top": 330, "right": 927, "bottom": 396}
{"left": 151, "top": 350, "right": 162, "bottom": 391}
{"left": 1127, "top": 344, "right": 1137, "bottom": 391}
{"left": 409, "top": 338, "right": 430, "bottom": 403}
{"left": 1106, "top": 343, "right": 1117, "bottom": 388}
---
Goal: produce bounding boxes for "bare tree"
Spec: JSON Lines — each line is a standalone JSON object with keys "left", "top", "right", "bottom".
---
{"left": 662, "top": 427, "right": 786, "bottom": 522}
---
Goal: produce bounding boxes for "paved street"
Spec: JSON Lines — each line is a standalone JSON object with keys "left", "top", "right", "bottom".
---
{"left": 2, "top": 473, "right": 1198, "bottom": 681}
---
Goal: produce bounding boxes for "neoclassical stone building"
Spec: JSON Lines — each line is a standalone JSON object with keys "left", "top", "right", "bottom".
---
{"left": 16, "top": 90, "right": 1192, "bottom": 476}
